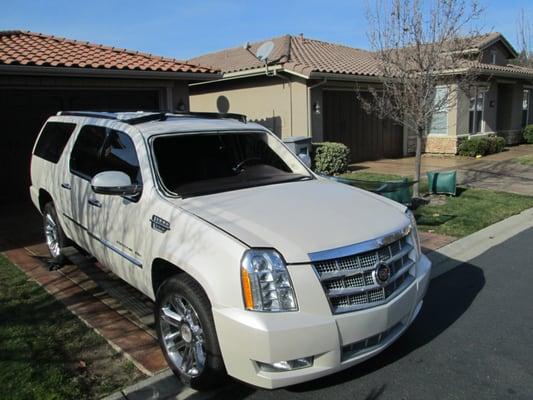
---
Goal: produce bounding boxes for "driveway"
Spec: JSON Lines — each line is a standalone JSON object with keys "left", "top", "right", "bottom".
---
{"left": 352, "top": 144, "right": 533, "bottom": 196}
{"left": 211, "top": 228, "right": 533, "bottom": 400}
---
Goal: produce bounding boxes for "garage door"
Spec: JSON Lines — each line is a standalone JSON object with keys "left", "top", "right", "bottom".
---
{"left": 322, "top": 90, "right": 403, "bottom": 162}
{"left": 0, "top": 88, "right": 159, "bottom": 203}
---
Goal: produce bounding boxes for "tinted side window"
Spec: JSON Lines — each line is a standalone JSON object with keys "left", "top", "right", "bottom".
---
{"left": 101, "top": 130, "right": 142, "bottom": 185}
{"left": 34, "top": 122, "right": 77, "bottom": 163}
{"left": 70, "top": 125, "right": 107, "bottom": 179}
{"left": 70, "top": 125, "right": 142, "bottom": 185}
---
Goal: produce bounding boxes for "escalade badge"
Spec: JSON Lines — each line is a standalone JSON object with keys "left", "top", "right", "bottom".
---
{"left": 373, "top": 262, "right": 391, "bottom": 286}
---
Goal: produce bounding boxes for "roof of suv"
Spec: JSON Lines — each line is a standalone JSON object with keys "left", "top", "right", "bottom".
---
{"left": 54, "top": 111, "right": 267, "bottom": 137}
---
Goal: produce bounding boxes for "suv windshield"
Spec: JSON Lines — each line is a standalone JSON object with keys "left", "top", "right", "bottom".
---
{"left": 152, "top": 131, "right": 312, "bottom": 197}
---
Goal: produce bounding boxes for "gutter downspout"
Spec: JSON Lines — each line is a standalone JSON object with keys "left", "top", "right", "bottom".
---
{"left": 307, "top": 78, "right": 327, "bottom": 139}
{"left": 273, "top": 70, "right": 293, "bottom": 136}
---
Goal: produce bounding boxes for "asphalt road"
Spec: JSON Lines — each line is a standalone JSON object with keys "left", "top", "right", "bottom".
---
{"left": 214, "top": 228, "right": 533, "bottom": 400}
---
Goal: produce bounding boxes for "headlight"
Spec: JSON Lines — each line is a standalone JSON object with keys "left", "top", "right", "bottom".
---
{"left": 240, "top": 249, "right": 298, "bottom": 312}
{"left": 406, "top": 209, "right": 421, "bottom": 258}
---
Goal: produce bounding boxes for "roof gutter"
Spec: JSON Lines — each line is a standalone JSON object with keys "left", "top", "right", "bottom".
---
{"left": 189, "top": 65, "right": 285, "bottom": 87}
{"left": 308, "top": 71, "right": 383, "bottom": 83}
{"left": 0, "top": 64, "right": 221, "bottom": 80}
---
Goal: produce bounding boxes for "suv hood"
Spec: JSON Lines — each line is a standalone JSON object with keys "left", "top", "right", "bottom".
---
{"left": 179, "top": 179, "right": 409, "bottom": 263}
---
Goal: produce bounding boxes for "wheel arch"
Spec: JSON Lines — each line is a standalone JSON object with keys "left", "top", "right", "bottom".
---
{"left": 38, "top": 189, "right": 54, "bottom": 213}
{"left": 151, "top": 258, "right": 212, "bottom": 303}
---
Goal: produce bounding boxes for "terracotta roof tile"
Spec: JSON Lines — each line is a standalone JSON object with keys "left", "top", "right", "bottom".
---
{"left": 0, "top": 30, "right": 217, "bottom": 74}
{"left": 190, "top": 33, "right": 533, "bottom": 79}
{"left": 189, "top": 35, "right": 385, "bottom": 77}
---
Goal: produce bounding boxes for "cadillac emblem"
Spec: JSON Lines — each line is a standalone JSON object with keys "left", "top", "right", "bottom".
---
{"left": 373, "top": 262, "right": 391, "bottom": 286}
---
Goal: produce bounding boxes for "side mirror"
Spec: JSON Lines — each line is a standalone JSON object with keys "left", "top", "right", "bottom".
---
{"left": 298, "top": 153, "right": 312, "bottom": 168}
{"left": 91, "top": 171, "right": 141, "bottom": 196}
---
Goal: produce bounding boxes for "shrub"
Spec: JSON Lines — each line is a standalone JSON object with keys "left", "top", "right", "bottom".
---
{"left": 312, "top": 142, "right": 350, "bottom": 175}
{"left": 487, "top": 136, "right": 506, "bottom": 154}
{"left": 523, "top": 125, "right": 533, "bottom": 144}
{"left": 457, "top": 135, "right": 506, "bottom": 157}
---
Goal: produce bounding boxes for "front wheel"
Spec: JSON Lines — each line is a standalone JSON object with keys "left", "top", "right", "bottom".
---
{"left": 155, "top": 274, "right": 227, "bottom": 390}
{"left": 43, "top": 202, "right": 70, "bottom": 265}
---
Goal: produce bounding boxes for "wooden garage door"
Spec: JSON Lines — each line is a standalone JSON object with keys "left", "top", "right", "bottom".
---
{"left": 0, "top": 88, "right": 159, "bottom": 203}
{"left": 322, "top": 90, "right": 403, "bottom": 162}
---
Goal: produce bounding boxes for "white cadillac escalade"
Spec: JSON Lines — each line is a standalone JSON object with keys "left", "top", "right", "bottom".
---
{"left": 30, "top": 111, "right": 431, "bottom": 390}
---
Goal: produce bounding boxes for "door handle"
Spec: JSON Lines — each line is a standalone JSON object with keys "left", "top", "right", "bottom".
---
{"left": 61, "top": 183, "right": 71, "bottom": 190}
{"left": 88, "top": 198, "right": 102, "bottom": 208}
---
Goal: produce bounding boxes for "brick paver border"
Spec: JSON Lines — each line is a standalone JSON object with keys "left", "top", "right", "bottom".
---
{"left": 2, "top": 245, "right": 167, "bottom": 376}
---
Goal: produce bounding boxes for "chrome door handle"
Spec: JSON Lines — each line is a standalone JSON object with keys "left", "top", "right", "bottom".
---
{"left": 61, "top": 183, "right": 71, "bottom": 190}
{"left": 88, "top": 198, "right": 102, "bottom": 208}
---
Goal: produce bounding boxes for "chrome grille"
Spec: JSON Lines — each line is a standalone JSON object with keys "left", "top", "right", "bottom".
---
{"left": 313, "top": 235, "right": 416, "bottom": 314}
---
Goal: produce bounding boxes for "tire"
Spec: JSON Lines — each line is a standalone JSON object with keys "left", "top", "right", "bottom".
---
{"left": 43, "top": 202, "right": 70, "bottom": 265}
{"left": 155, "top": 274, "right": 227, "bottom": 390}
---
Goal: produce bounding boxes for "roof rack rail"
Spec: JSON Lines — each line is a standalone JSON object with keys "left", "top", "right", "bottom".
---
{"left": 56, "top": 110, "right": 247, "bottom": 124}
{"left": 173, "top": 111, "right": 247, "bottom": 123}
{"left": 122, "top": 112, "right": 167, "bottom": 125}
{"left": 57, "top": 111, "right": 117, "bottom": 120}
{"left": 56, "top": 111, "right": 167, "bottom": 125}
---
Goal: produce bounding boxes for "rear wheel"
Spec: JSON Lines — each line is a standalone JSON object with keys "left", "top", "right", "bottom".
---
{"left": 43, "top": 202, "right": 69, "bottom": 265}
{"left": 155, "top": 274, "right": 226, "bottom": 390}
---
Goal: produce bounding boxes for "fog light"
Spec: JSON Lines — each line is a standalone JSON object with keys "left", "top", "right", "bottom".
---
{"left": 257, "top": 357, "right": 313, "bottom": 372}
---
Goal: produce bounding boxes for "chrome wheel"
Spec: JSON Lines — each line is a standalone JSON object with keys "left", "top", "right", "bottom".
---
{"left": 159, "top": 294, "right": 206, "bottom": 377}
{"left": 44, "top": 213, "right": 61, "bottom": 258}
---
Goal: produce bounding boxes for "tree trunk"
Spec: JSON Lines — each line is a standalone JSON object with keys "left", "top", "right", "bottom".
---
{"left": 413, "top": 131, "right": 423, "bottom": 198}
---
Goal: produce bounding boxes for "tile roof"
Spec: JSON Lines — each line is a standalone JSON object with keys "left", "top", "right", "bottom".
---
{"left": 466, "top": 32, "right": 517, "bottom": 56}
{"left": 190, "top": 33, "right": 533, "bottom": 80}
{"left": 470, "top": 61, "right": 533, "bottom": 78}
{"left": 0, "top": 30, "right": 217, "bottom": 74}
{"left": 189, "top": 35, "right": 380, "bottom": 77}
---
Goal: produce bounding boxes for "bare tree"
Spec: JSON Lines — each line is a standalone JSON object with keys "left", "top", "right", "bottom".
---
{"left": 516, "top": 8, "right": 533, "bottom": 67}
{"left": 363, "top": 0, "right": 484, "bottom": 197}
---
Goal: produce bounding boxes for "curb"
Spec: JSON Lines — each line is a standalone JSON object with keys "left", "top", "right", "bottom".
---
{"left": 427, "top": 206, "right": 533, "bottom": 279}
{"left": 102, "top": 369, "right": 217, "bottom": 400}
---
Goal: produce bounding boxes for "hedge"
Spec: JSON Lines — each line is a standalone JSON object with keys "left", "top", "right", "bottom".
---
{"left": 312, "top": 142, "right": 350, "bottom": 175}
{"left": 457, "top": 135, "right": 506, "bottom": 157}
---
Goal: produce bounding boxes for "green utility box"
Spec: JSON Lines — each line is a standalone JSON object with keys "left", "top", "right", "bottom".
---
{"left": 376, "top": 178, "right": 413, "bottom": 205}
{"left": 427, "top": 170, "right": 457, "bottom": 195}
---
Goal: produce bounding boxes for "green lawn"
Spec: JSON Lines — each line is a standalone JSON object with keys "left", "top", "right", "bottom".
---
{"left": 340, "top": 171, "right": 533, "bottom": 238}
{"left": 514, "top": 155, "right": 533, "bottom": 166}
{"left": 0, "top": 255, "right": 143, "bottom": 400}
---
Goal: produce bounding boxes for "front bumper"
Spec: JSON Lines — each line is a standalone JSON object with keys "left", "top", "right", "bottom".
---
{"left": 213, "top": 254, "right": 431, "bottom": 389}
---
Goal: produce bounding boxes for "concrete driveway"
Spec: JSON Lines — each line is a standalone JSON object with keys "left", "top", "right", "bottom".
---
{"left": 352, "top": 144, "right": 533, "bottom": 196}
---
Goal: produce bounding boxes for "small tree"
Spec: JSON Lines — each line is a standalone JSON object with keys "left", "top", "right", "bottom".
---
{"left": 363, "top": 0, "right": 484, "bottom": 197}
{"left": 516, "top": 9, "right": 533, "bottom": 68}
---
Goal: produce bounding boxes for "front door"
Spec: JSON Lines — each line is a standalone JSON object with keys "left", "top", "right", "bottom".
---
{"left": 83, "top": 127, "right": 148, "bottom": 292}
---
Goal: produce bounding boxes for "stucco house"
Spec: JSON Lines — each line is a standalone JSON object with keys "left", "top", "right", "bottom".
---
{"left": 189, "top": 32, "right": 533, "bottom": 162}
{"left": 0, "top": 30, "right": 220, "bottom": 202}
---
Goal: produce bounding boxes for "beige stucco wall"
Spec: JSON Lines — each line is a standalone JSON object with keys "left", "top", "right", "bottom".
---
{"left": 190, "top": 74, "right": 309, "bottom": 138}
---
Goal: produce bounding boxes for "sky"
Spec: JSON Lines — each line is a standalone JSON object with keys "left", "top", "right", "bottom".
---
{"left": 1, "top": 0, "right": 532, "bottom": 60}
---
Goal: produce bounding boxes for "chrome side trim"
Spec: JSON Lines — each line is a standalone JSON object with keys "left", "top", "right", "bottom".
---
{"left": 62, "top": 213, "right": 142, "bottom": 268}
{"left": 96, "top": 236, "right": 143, "bottom": 268}
{"left": 308, "top": 224, "right": 412, "bottom": 263}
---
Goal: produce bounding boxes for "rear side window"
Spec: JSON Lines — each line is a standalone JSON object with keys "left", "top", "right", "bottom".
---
{"left": 70, "top": 125, "right": 142, "bottom": 185}
{"left": 34, "top": 122, "right": 77, "bottom": 163}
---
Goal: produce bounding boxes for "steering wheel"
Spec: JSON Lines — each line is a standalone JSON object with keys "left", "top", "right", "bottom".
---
{"left": 233, "top": 157, "right": 262, "bottom": 173}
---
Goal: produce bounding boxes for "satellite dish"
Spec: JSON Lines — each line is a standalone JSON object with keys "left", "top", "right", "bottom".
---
{"left": 255, "top": 41, "right": 275, "bottom": 62}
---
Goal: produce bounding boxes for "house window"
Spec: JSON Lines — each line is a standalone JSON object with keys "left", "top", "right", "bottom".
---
{"left": 430, "top": 86, "right": 449, "bottom": 134}
{"left": 468, "top": 87, "right": 485, "bottom": 134}
{"left": 522, "top": 89, "right": 530, "bottom": 127}
{"left": 490, "top": 50, "right": 497, "bottom": 64}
